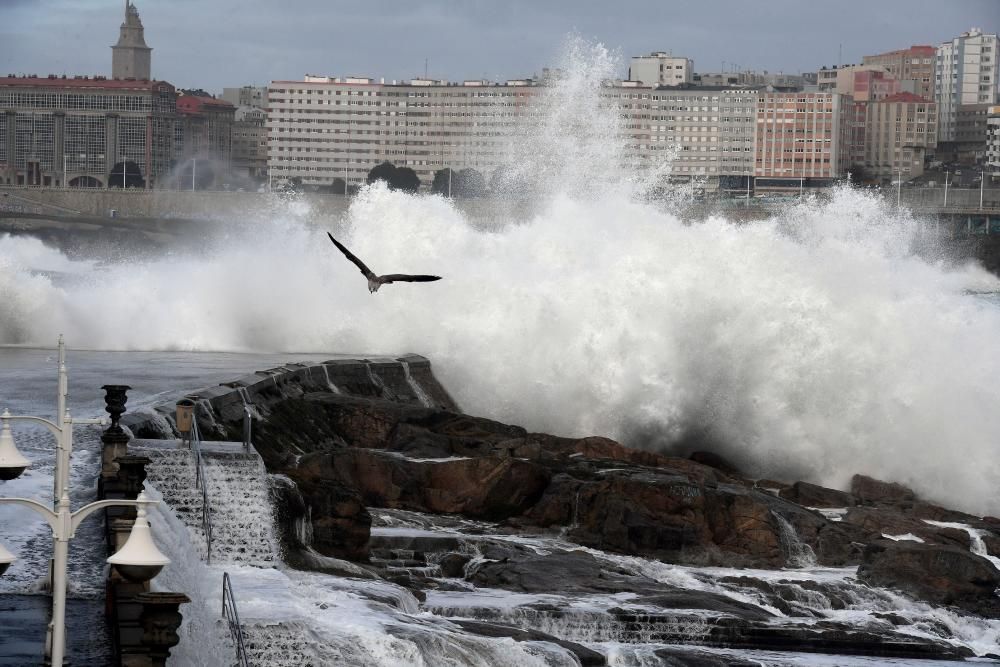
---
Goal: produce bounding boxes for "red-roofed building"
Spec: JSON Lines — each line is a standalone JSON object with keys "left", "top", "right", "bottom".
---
{"left": 171, "top": 91, "right": 235, "bottom": 189}
{"left": 0, "top": 75, "right": 176, "bottom": 187}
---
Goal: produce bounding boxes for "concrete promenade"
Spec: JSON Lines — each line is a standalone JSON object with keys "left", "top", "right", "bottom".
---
{"left": 0, "top": 185, "right": 997, "bottom": 242}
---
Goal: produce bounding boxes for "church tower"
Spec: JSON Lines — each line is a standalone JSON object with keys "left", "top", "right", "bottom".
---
{"left": 111, "top": 0, "right": 152, "bottom": 80}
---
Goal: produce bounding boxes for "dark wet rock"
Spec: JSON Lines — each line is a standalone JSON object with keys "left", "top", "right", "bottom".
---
{"left": 754, "top": 479, "right": 792, "bottom": 494}
{"left": 437, "top": 553, "right": 471, "bottom": 578}
{"left": 279, "top": 458, "right": 372, "bottom": 561}
{"left": 850, "top": 474, "right": 916, "bottom": 506}
{"left": 652, "top": 647, "right": 760, "bottom": 666}
{"left": 858, "top": 539, "right": 1000, "bottom": 617}
{"left": 841, "top": 506, "right": 971, "bottom": 548}
{"left": 306, "top": 448, "right": 551, "bottom": 520}
{"left": 522, "top": 469, "right": 789, "bottom": 567}
{"left": 909, "top": 500, "right": 983, "bottom": 525}
{"left": 704, "top": 620, "right": 973, "bottom": 660}
{"left": 983, "top": 533, "right": 1000, "bottom": 559}
{"left": 466, "top": 548, "right": 775, "bottom": 621}
{"left": 688, "top": 450, "right": 744, "bottom": 476}
{"left": 451, "top": 620, "right": 606, "bottom": 666}
{"left": 779, "top": 481, "right": 855, "bottom": 509}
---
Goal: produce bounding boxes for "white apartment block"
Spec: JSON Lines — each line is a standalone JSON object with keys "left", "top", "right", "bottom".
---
{"left": 266, "top": 76, "right": 537, "bottom": 187}
{"left": 267, "top": 73, "right": 864, "bottom": 190}
{"left": 936, "top": 28, "right": 999, "bottom": 142}
{"left": 629, "top": 53, "right": 693, "bottom": 87}
{"left": 616, "top": 87, "right": 758, "bottom": 178}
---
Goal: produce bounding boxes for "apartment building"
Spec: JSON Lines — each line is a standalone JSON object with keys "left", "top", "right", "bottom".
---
{"left": 862, "top": 46, "right": 936, "bottom": 100}
{"left": 863, "top": 92, "right": 937, "bottom": 179}
{"left": 221, "top": 86, "right": 267, "bottom": 109}
{"left": 936, "top": 28, "right": 999, "bottom": 142}
{"left": 754, "top": 92, "right": 850, "bottom": 182}
{"left": 617, "top": 85, "right": 758, "bottom": 179}
{"left": 266, "top": 75, "right": 537, "bottom": 188}
{"left": 175, "top": 92, "right": 235, "bottom": 178}
{"left": 629, "top": 53, "right": 693, "bottom": 87}
{"left": 693, "top": 71, "right": 806, "bottom": 91}
{"left": 232, "top": 106, "right": 267, "bottom": 179}
{"left": 0, "top": 75, "right": 176, "bottom": 187}
{"left": 987, "top": 106, "right": 1000, "bottom": 174}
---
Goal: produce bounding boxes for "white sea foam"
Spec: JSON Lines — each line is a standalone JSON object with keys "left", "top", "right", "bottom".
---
{"left": 3, "top": 40, "right": 1000, "bottom": 519}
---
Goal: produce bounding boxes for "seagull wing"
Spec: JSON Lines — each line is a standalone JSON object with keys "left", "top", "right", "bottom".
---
{"left": 378, "top": 274, "right": 442, "bottom": 284}
{"left": 327, "top": 232, "right": 376, "bottom": 280}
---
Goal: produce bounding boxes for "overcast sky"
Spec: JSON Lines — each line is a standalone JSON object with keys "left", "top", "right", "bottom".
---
{"left": 0, "top": 0, "right": 996, "bottom": 93}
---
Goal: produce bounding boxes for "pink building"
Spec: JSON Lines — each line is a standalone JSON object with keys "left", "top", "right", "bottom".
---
{"left": 754, "top": 92, "right": 850, "bottom": 182}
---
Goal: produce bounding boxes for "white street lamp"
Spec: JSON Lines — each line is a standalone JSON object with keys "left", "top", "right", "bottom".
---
{"left": 0, "top": 336, "right": 169, "bottom": 667}
{"left": 107, "top": 499, "right": 170, "bottom": 582}
{"left": 0, "top": 541, "right": 14, "bottom": 576}
{"left": 0, "top": 419, "right": 30, "bottom": 480}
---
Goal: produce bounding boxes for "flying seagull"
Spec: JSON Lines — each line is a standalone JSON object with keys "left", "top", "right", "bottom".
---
{"left": 327, "top": 232, "right": 442, "bottom": 293}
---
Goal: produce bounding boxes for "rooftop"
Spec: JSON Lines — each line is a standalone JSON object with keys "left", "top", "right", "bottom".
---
{"left": 0, "top": 74, "right": 172, "bottom": 91}
{"left": 880, "top": 92, "right": 931, "bottom": 103}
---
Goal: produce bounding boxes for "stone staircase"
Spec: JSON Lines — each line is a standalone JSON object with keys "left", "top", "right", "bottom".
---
{"left": 130, "top": 440, "right": 277, "bottom": 566}
{"left": 368, "top": 546, "right": 442, "bottom": 579}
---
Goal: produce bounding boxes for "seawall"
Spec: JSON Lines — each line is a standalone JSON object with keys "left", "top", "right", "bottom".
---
{"left": 121, "top": 354, "right": 458, "bottom": 441}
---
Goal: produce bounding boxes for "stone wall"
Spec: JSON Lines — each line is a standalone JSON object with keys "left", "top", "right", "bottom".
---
{"left": 120, "top": 355, "right": 459, "bottom": 442}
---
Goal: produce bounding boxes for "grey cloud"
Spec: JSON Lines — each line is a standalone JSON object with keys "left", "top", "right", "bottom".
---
{"left": 2, "top": 0, "right": 997, "bottom": 91}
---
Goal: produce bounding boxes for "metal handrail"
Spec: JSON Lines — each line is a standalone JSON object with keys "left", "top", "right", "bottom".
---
{"left": 222, "top": 572, "right": 251, "bottom": 667}
{"left": 191, "top": 416, "right": 213, "bottom": 564}
{"left": 242, "top": 404, "right": 253, "bottom": 452}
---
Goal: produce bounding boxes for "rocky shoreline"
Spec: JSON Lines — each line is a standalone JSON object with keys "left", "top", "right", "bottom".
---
{"left": 123, "top": 356, "right": 1000, "bottom": 663}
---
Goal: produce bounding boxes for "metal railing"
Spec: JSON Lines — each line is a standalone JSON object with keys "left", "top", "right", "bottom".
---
{"left": 242, "top": 405, "right": 253, "bottom": 451}
{"left": 190, "top": 416, "right": 214, "bottom": 564}
{"left": 222, "top": 572, "right": 251, "bottom": 667}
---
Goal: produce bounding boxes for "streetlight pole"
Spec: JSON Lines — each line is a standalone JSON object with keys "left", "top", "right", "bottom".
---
{"left": 981, "top": 170, "right": 985, "bottom": 210}
{"left": 944, "top": 170, "right": 950, "bottom": 208}
{"left": 897, "top": 168, "right": 902, "bottom": 209}
{"left": 192, "top": 159, "right": 197, "bottom": 192}
{"left": 0, "top": 337, "right": 169, "bottom": 667}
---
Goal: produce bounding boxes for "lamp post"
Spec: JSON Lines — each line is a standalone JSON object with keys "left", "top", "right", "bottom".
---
{"left": 0, "top": 336, "right": 170, "bottom": 667}
{"left": 944, "top": 170, "right": 950, "bottom": 208}
{"left": 896, "top": 168, "right": 903, "bottom": 209}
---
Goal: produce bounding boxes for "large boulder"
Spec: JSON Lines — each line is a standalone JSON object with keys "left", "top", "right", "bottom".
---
{"left": 857, "top": 540, "right": 1000, "bottom": 617}
{"left": 300, "top": 448, "right": 551, "bottom": 520}
{"left": 282, "top": 464, "right": 372, "bottom": 561}
{"left": 850, "top": 474, "right": 915, "bottom": 506}
{"left": 523, "top": 469, "right": 787, "bottom": 567}
{"left": 841, "top": 506, "right": 970, "bottom": 549}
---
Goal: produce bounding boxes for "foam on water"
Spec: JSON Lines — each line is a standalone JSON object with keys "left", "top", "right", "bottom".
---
{"left": 3, "top": 39, "right": 1000, "bottom": 519}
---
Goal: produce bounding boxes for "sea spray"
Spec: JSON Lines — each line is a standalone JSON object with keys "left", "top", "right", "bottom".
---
{"left": 3, "top": 39, "right": 1000, "bottom": 518}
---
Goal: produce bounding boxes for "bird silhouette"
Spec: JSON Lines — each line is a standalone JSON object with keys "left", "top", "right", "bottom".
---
{"left": 327, "top": 232, "right": 442, "bottom": 293}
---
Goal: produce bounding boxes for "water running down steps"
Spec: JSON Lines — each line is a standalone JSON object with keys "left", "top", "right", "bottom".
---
{"left": 131, "top": 440, "right": 278, "bottom": 566}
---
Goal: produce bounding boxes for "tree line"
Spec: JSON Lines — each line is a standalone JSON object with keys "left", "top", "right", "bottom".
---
{"left": 306, "top": 162, "right": 490, "bottom": 197}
